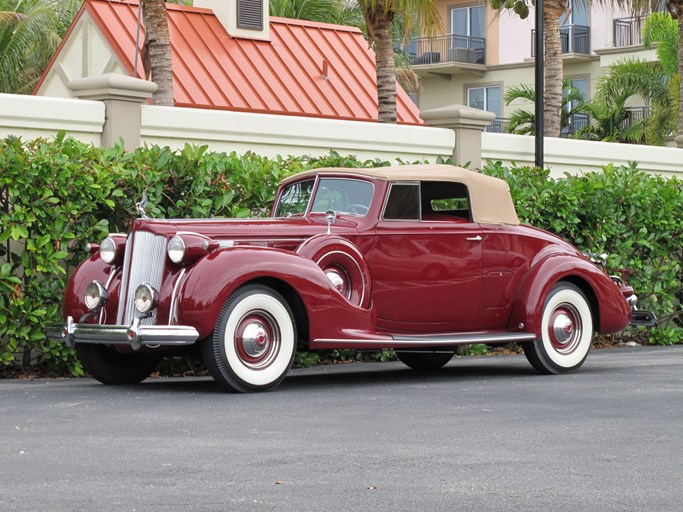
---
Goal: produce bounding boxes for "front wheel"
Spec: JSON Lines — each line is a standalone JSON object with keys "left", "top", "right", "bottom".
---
{"left": 203, "top": 284, "right": 297, "bottom": 393}
{"left": 523, "top": 282, "right": 594, "bottom": 375}
{"left": 75, "top": 344, "right": 161, "bottom": 385}
{"left": 396, "top": 351, "right": 455, "bottom": 372}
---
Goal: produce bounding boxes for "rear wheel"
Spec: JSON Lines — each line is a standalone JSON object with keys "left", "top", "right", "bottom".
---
{"left": 523, "top": 282, "right": 594, "bottom": 375}
{"left": 75, "top": 344, "right": 161, "bottom": 385}
{"left": 203, "top": 284, "right": 296, "bottom": 393}
{"left": 396, "top": 351, "right": 454, "bottom": 372}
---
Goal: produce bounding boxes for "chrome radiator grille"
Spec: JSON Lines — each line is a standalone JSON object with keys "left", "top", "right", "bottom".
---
{"left": 116, "top": 231, "right": 167, "bottom": 326}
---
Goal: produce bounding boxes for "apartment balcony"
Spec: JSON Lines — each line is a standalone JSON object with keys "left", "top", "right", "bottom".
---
{"left": 531, "top": 25, "right": 590, "bottom": 57}
{"left": 614, "top": 17, "right": 645, "bottom": 47}
{"left": 485, "top": 118, "right": 511, "bottom": 133}
{"left": 400, "top": 34, "right": 486, "bottom": 74}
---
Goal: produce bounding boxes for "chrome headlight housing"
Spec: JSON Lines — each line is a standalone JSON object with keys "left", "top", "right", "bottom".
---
{"left": 134, "top": 283, "right": 158, "bottom": 314}
{"left": 84, "top": 281, "right": 108, "bottom": 311}
{"left": 167, "top": 236, "right": 186, "bottom": 264}
{"left": 99, "top": 237, "right": 117, "bottom": 264}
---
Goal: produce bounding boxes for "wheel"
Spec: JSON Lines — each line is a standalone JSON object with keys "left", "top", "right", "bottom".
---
{"left": 75, "top": 344, "right": 161, "bottom": 385}
{"left": 396, "top": 351, "right": 454, "bottom": 372}
{"left": 523, "top": 282, "right": 594, "bottom": 375}
{"left": 203, "top": 284, "right": 296, "bottom": 393}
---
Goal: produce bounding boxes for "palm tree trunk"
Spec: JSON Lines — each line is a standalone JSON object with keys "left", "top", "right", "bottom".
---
{"left": 142, "top": 0, "right": 174, "bottom": 106}
{"left": 374, "top": 15, "right": 397, "bottom": 123}
{"left": 543, "top": 1, "right": 566, "bottom": 138}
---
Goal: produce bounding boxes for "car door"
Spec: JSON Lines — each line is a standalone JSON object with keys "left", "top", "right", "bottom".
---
{"left": 370, "top": 181, "right": 483, "bottom": 333}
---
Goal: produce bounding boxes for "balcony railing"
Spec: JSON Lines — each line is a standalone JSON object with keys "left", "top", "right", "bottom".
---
{"left": 531, "top": 25, "right": 590, "bottom": 56}
{"left": 485, "top": 118, "right": 510, "bottom": 133}
{"left": 614, "top": 17, "right": 645, "bottom": 47}
{"left": 614, "top": 16, "right": 645, "bottom": 46}
{"left": 399, "top": 34, "right": 486, "bottom": 65}
{"left": 621, "top": 106, "right": 650, "bottom": 129}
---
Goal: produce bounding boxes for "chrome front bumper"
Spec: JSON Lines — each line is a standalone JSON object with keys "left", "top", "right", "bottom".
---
{"left": 47, "top": 316, "right": 200, "bottom": 351}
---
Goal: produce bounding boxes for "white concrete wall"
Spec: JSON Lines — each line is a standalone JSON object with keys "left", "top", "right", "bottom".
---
{"left": 0, "top": 93, "right": 104, "bottom": 144}
{"left": 482, "top": 132, "right": 683, "bottom": 178}
{"left": 141, "top": 105, "right": 455, "bottom": 162}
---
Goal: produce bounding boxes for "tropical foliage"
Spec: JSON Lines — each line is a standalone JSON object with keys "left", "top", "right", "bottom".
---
{"left": 503, "top": 79, "right": 585, "bottom": 135}
{"left": 0, "top": 0, "right": 81, "bottom": 94}
{"left": 641, "top": 11, "right": 681, "bottom": 144}
{"left": 571, "top": 58, "right": 668, "bottom": 143}
{"left": 2, "top": 136, "right": 681, "bottom": 375}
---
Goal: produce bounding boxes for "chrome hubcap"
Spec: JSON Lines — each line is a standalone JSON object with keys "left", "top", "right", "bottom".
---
{"left": 552, "top": 313, "right": 574, "bottom": 344}
{"left": 235, "top": 311, "right": 280, "bottom": 369}
{"left": 241, "top": 322, "right": 269, "bottom": 358}
{"left": 548, "top": 305, "right": 582, "bottom": 354}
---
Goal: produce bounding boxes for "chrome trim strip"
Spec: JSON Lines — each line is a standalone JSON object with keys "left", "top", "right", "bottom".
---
{"left": 315, "top": 332, "right": 537, "bottom": 347}
{"left": 316, "top": 250, "right": 365, "bottom": 308}
{"left": 169, "top": 267, "right": 187, "bottom": 325}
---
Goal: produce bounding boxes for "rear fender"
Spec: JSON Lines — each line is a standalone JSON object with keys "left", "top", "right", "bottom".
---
{"left": 508, "top": 254, "right": 631, "bottom": 336}
{"left": 177, "top": 246, "right": 376, "bottom": 340}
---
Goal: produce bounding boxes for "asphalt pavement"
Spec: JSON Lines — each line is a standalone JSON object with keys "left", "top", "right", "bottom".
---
{"left": 1, "top": 346, "right": 682, "bottom": 512}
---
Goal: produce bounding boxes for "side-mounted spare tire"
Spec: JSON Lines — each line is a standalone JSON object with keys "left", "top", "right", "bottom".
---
{"left": 296, "top": 234, "right": 371, "bottom": 309}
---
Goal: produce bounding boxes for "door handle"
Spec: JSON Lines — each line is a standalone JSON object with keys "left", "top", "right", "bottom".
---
{"left": 466, "top": 235, "right": 482, "bottom": 242}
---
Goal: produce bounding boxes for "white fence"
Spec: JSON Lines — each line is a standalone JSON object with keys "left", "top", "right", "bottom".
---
{"left": 141, "top": 105, "right": 454, "bottom": 162}
{"left": 0, "top": 93, "right": 103, "bottom": 145}
{"left": 483, "top": 132, "right": 682, "bottom": 178}
{"left": 1, "top": 91, "right": 681, "bottom": 179}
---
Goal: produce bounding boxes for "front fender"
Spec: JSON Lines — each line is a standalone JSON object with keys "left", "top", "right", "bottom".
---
{"left": 64, "top": 254, "right": 120, "bottom": 323}
{"left": 177, "top": 246, "right": 376, "bottom": 340}
{"left": 508, "top": 254, "right": 631, "bottom": 336}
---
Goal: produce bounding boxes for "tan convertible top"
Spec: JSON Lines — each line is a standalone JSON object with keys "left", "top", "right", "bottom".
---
{"left": 281, "top": 164, "right": 520, "bottom": 226}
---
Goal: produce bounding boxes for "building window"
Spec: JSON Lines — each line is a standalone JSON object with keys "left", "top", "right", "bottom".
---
{"left": 451, "top": 5, "right": 485, "bottom": 42}
{"left": 560, "top": 0, "right": 589, "bottom": 26}
{"left": 467, "top": 85, "right": 501, "bottom": 118}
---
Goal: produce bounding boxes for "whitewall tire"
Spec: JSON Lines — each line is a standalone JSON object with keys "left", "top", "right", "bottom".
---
{"left": 523, "top": 282, "right": 594, "bottom": 374}
{"left": 204, "top": 284, "right": 296, "bottom": 393}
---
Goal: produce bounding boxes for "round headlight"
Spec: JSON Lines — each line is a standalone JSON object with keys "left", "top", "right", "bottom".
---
{"left": 167, "top": 236, "right": 186, "bottom": 264}
{"left": 99, "top": 237, "right": 117, "bottom": 264}
{"left": 84, "top": 281, "right": 108, "bottom": 311}
{"left": 134, "top": 283, "right": 158, "bottom": 313}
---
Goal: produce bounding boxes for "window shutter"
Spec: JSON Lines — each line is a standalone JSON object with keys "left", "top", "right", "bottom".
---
{"left": 237, "top": 0, "right": 263, "bottom": 31}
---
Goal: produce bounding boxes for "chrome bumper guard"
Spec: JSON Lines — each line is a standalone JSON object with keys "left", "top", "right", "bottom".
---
{"left": 630, "top": 310, "right": 657, "bottom": 327}
{"left": 47, "top": 316, "right": 200, "bottom": 351}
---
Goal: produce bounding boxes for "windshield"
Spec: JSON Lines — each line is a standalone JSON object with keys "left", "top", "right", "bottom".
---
{"left": 274, "top": 178, "right": 374, "bottom": 217}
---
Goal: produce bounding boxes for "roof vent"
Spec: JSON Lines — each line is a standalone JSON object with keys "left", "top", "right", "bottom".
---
{"left": 194, "top": 0, "right": 270, "bottom": 41}
{"left": 237, "top": 0, "right": 263, "bottom": 30}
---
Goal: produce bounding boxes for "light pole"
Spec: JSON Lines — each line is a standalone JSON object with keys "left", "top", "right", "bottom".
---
{"left": 534, "top": 1, "right": 544, "bottom": 169}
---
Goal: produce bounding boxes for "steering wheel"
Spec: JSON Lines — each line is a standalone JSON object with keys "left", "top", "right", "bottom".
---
{"left": 347, "top": 204, "right": 369, "bottom": 215}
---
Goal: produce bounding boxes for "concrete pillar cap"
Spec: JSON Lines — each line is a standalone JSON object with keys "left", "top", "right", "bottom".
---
{"left": 68, "top": 73, "right": 158, "bottom": 102}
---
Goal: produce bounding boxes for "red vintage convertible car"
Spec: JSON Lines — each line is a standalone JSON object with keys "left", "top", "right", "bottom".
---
{"left": 51, "top": 165, "right": 654, "bottom": 392}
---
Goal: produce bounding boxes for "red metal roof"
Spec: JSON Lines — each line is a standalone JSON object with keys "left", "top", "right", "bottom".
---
{"left": 43, "top": 0, "right": 423, "bottom": 124}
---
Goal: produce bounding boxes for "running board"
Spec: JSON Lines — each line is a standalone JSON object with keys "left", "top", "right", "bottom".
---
{"left": 314, "top": 332, "right": 537, "bottom": 349}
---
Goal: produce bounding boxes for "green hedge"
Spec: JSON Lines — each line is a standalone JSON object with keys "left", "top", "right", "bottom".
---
{"left": 1, "top": 135, "right": 681, "bottom": 375}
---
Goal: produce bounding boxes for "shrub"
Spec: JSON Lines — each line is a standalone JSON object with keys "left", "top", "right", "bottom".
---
{"left": 1, "top": 136, "right": 681, "bottom": 376}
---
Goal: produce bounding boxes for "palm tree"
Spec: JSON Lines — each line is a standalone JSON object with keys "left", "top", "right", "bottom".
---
{"left": 0, "top": 0, "right": 81, "bottom": 94}
{"left": 141, "top": 0, "right": 173, "bottom": 106}
{"left": 492, "top": 1, "right": 665, "bottom": 138}
{"left": 503, "top": 79, "right": 585, "bottom": 135}
{"left": 355, "top": 0, "right": 442, "bottom": 123}
{"left": 588, "top": 55, "right": 674, "bottom": 144}
{"left": 644, "top": 4, "right": 683, "bottom": 148}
